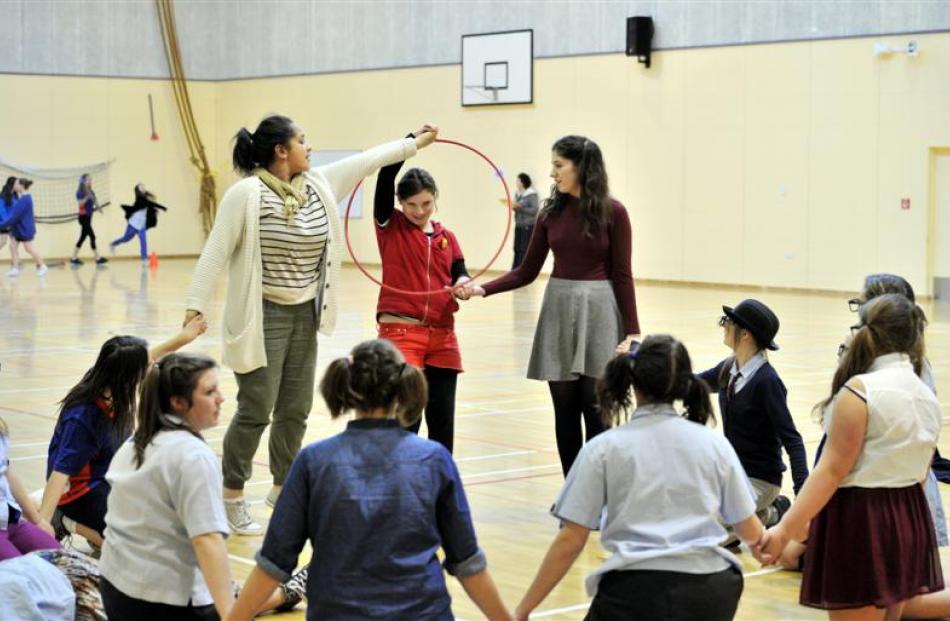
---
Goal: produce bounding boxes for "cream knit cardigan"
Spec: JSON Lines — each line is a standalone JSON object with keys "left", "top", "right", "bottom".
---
{"left": 185, "top": 137, "right": 418, "bottom": 373}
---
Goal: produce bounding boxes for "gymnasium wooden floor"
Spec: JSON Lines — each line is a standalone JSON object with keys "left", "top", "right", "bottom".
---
{"left": 4, "top": 258, "right": 950, "bottom": 620}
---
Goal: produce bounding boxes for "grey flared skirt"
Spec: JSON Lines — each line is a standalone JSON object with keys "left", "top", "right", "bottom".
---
{"left": 526, "top": 278, "right": 624, "bottom": 381}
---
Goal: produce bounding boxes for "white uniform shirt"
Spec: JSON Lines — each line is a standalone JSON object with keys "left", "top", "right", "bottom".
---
{"left": 99, "top": 424, "right": 228, "bottom": 607}
{"left": 553, "top": 403, "right": 756, "bottom": 595}
{"left": 825, "top": 353, "right": 942, "bottom": 488}
{"left": 0, "top": 434, "right": 23, "bottom": 530}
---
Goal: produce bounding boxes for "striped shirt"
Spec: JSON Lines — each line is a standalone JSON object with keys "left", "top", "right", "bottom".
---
{"left": 259, "top": 181, "right": 328, "bottom": 305}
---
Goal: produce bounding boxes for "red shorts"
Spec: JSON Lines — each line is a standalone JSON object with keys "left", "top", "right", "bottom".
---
{"left": 377, "top": 323, "right": 463, "bottom": 372}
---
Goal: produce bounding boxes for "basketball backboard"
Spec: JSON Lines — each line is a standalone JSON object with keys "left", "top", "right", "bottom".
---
{"left": 461, "top": 29, "right": 533, "bottom": 106}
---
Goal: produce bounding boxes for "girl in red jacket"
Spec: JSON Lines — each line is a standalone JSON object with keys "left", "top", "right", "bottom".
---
{"left": 373, "top": 127, "right": 469, "bottom": 452}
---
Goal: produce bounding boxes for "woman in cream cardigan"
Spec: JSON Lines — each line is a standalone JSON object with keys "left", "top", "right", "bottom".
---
{"left": 184, "top": 115, "right": 438, "bottom": 535}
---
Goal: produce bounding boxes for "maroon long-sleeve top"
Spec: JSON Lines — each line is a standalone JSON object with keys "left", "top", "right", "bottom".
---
{"left": 482, "top": 196, "right": 640, "bottom": 335}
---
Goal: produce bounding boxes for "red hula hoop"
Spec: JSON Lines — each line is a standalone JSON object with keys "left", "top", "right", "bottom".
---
{"left": 343, "top": 138, "right": 512, "bottom": 297}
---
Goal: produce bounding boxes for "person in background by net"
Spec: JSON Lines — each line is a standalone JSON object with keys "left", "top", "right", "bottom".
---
{"left": 70, "top": 173, "right": 107, "bottom": 266}
{"left": 0, "top": 178, "right": 48, "bottom": 277}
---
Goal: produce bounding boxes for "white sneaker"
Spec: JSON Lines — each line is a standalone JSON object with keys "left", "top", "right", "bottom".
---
{"left": 265, "top": 485, "right": 282, "bottom": 508}
{"left": 37, "top": 265, "right": 48, "bottom": 276}
{"left": 224, "top": 498, "right": 264, "bottom": 536}
{"left": 6, "top": 266, "right": 20, "bottom": 277}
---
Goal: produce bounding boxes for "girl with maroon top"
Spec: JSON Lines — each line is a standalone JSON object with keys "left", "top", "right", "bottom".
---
{"left": 463, "top": 135, "right": 640, "bottom": 475}
{"left": 374, "top": 126, "right": 470, "bottom": 453}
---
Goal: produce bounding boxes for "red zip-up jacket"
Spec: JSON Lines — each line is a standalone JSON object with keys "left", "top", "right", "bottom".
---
{"left": 375, "top": 160, "right": 467, "bottom": 328}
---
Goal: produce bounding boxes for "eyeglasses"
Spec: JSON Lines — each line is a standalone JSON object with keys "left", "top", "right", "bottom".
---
{"left": 718, "top": 315, "right": 734, "bottom": 328}
{"left": 848, "top": 298, "right": 863, "bottom": 312}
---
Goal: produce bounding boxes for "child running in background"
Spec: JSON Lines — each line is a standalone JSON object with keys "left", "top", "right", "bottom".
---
{"left": 227, "top": 339, "right": 510, "bottom": 621}
{"left": 697, "top": 299, "right": 808, "bottom": 534}
{"left": 515, "top": 335, "right": 765, "bottom": 621}
{"left": 374, "top": 128, "right": 470, "bottom": 452}
{"left": 70, "top": 173, "right": 107, "bottom": 266}
{"left": 112, "top": 183, "right": 168, "bottom": 262}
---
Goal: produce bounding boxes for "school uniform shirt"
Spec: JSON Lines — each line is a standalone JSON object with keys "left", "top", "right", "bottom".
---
{"left": 76, "top": 191, "right": 94, "bottom": 216}
{"left": 0, "top": 434, "right": 24, "bottom": 530}
{"left": 99, "top": 423, "right": 228, "bottom": 607}
{"left": 698, "top": 355, "right": 809, "bottom": 494}
{"left": 46, "top": 400, "right": 124, "bottom": 505}
{"left": 553, "top": 403, "right": 756, "bottom": 596}
{"left": 828, "top": 353, "right": 942, "bottom": 488}
{"left": 256, "top": 418, "right": 486, "bottom": 620}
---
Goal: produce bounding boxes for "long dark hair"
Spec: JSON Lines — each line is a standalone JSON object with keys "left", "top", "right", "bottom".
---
{"left": 232, "top": 115, "right": 297, "bottom": 175}
{"left": 541, "top": 135, "right": 612, "bottom": 237}
{"left": 18, "top": 178, "right": 33, "bottom": 191}
{"left": 133, "top": 353, "right": 217, "bottom": 468}
{"left": 76, "top": 173, "right": 90, "bottom": 196}
{"left": 320, "top": 339, "right": 427, "bottom": 426}
{"left": 58, "top": 336, "right": 150, "bottom": 443}
{"left": 598, "top": 334, "right": 714, "bottom": 427}
{"left": 817, "top": 293, "right": 924, "bottom": 419}
{"left": 1, "top": 177, "right": 15, "bottom": 207}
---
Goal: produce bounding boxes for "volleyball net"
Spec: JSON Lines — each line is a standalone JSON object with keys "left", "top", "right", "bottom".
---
{"left": 0, "top": 157, "right": 113, "bottom": 224}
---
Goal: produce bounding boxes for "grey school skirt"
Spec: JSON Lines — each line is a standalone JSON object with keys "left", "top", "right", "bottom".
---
{"left": 527, "top": 278, "right": 624, "bottom": 381}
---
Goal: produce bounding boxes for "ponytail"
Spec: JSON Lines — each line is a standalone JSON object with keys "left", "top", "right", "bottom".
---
{"left": 319, "top": 340, "right": 428, "bottom": 425}
{"left": 133, "top": 353, "right": 216, "bottom": 469}
{"left": 597, "top": 334, "right": 713, "bottom": 427}
{"left": 232, "top": 115, "right": 297, "bottom": 176}
{"left": 597, "top": 354, "right": 636, "bottom": 426}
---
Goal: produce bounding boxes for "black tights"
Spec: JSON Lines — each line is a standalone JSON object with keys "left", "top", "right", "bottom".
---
{"left": 548, "top": 376, "right": 607, "bottom": 476}
{"left": 76, "top": 214, "right": 97, "bottom": 250}
{"left": 407, "top": 366, "right": 458, "bottom": 453}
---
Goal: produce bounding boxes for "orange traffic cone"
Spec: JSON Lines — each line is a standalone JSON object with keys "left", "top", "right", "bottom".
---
{"left": 149, "top": 252, "right": 158, "bottom": 270}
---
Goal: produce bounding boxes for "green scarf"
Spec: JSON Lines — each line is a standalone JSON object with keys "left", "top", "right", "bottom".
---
{"left": 255, "top": 168, "right": 307, "bottom": 221}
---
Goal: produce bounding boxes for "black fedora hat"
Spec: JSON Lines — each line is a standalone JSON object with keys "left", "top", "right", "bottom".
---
{"left": 722, "top": 299, "right": 780, "bottom": 351}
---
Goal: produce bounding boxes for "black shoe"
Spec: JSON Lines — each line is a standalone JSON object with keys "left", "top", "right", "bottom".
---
{"left": 95, "top": 257, "right": 108, "bottom": 265}
{"left": 771, "top": 494, "right": 791, "bottom": 524}
{"left": 51, "top": 509, "right": 70, "bottom": 540}
{"left": 276, "top": 564, "right": 308, "bottom": 612}
{"left": 69, "top": 257, "right": 83, "bottom": 266}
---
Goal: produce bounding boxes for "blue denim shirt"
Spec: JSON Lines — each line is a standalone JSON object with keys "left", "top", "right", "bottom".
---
{"left": 257, "top": 418, "right": 486, "bottom": 620}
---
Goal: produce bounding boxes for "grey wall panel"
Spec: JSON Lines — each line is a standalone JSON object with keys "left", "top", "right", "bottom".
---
{"left": 2, "top": 0, "right": 949, "bottom": 80}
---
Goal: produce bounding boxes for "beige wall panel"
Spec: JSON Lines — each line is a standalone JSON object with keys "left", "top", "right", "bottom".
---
{"left": 806, "top": 122, "right": 877, "bottom": 291}
{"left": 626, "top": 52, "right": 686, "bottom": 282}
{"left": 0, "top": 76, "right": 216, "bottom": 262}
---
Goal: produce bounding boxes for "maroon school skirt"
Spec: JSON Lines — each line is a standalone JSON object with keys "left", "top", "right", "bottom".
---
{"left": 801, "top": 484, "right": 943, "bottom": 610}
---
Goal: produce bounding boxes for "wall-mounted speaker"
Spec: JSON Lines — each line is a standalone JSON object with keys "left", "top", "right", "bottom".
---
{"left": 626, "top": 16, "right": 654, "bottom": 68}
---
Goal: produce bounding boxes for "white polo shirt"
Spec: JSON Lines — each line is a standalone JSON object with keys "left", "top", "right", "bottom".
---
{"left": 100, "top": 424, "right": 228, "bottom": 607}
{"left": 553, "top": 403, "right": 756, "bottom": 596}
